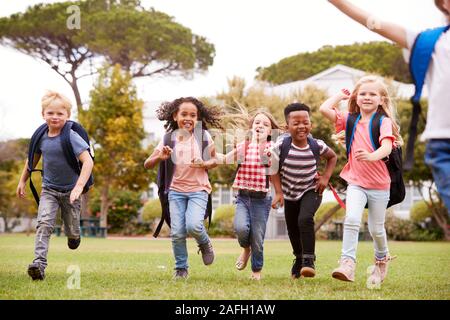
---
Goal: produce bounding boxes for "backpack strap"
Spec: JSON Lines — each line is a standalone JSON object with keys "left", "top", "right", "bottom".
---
{"left": 345, "top": 113, "right": 361, "bottom": 158}
{"left": 278, "top": 135, "right": 292, "bottom": 172}
{"left": 154, "top": 132, "right": 174, "bottom": 238}
{"left": 307, "top": 136, "right": 320, "bottom": 168}
{"left": 27, "top": 123, "right": 48, "bottom": 205}
{"left": 405, "top": 25, "right": 450, "bottom": 170}
{"left": 61, "top": 121, "right": 80, "bottom": 174}
{"left": 199, "top": 129, "right": 213, "bottom": 231}
{"left": 61, "top": 121, "right": 94, "bottom": 194}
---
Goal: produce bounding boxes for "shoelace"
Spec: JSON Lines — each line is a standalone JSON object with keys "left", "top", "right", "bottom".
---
{"left": 375, "top": 255, "right": 397, "bottom": 265}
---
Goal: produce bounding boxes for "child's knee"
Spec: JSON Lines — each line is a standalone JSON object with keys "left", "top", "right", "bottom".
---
{"left": 186, "top": 222, "right": 203, "bottom": 237}
{"left": 344, "top": 216, "right": 361, "bottom": 228}
{"left": 368, "top": 226, "right": 386, "bottom": 239}
{"left": 234, "top": 224, "right": 250, "bottom": 239}
{"left": 171, "top": 230, "right": 187, "bottom": 241}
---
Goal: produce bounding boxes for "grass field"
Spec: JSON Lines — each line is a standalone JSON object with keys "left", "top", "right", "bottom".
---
{"left": 0, "top": 234, "right": 449, "bottom": 300}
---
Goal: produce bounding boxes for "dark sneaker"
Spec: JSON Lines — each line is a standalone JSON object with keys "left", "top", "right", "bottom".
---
{"left": 300, "top": 256, "right": 316, "bottom": 278}
{"left": 68, "top": 237, "right": 81, "bottom": 250}
{"left": 173, "top": 268, "right": 189, "bottom": 280}
{"left": 27, "top": 263, "right": 45, "bottom": 281}
{"left": 291, "top": 257, "right": 302, "bottom": 279}
{"left": 197, "top": 241, "right": 214, "bottom": 265}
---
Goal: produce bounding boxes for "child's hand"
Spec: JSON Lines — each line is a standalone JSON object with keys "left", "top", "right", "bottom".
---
{"left": 70, "top": 185, "right": 83, "bottom": 204}
{"left": 159, "top": 146, "right": 173, "bottom": 160}
{"left": 354, "top": 149, "right": 375, "bottom": 162}
{"left": 261, "top": 147, "right": 272, "bottom": 167}
{"left": 16, "top": 182, "right": 26, "bottom": 198}
{"left": 190, "top": 158, "right": 206, "bottom": 168}
{"left": 338, "top": 88, "right": 351, "bottom": 100}
{"left": 271, "top": 193, "right": 284, "bottom": 209}
{"left": 315, "top": 175, "right": 328, "bottom": 196}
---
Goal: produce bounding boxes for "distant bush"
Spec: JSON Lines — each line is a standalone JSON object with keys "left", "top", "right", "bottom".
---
{"left": 410, "top": 201, "right": 432, "bottom": 223}
{"left": 385, "top": 212, "right": 443, "bottom": 241}
{"left": 142, "top": 199, "right": 162, "bottom": 223}
{"left": 209, "top": 204, "right": 235, "bottom": 237}
{"left": 385, "top": 213, "right": 417, "bottom": 241}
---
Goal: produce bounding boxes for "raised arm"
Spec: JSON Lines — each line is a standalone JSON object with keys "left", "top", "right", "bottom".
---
{"left": 319, "top": 89, "right": 350, "bottom": 123}
{"left": 328, "top": 0, "right": 408, "bottom": 48}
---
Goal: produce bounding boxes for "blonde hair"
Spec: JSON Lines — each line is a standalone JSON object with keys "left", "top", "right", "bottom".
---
{"left": 249, "top": 109, "right": 280, "bottom": 130}
{"left": 41, "top": 91, "right": 72, "bottom": 116}
{"left": 348, "top": 75, "right": 403, "bottom": 146}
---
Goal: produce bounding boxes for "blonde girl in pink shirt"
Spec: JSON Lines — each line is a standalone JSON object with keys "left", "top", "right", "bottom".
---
{"left": 319, "top": 76, "right": 403, "bottom": 286}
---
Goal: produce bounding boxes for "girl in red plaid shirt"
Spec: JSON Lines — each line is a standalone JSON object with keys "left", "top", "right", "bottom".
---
{"left": 219, "top": 110, "right": 280, "bottom": 280}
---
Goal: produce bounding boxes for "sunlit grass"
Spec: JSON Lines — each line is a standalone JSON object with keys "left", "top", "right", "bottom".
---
{"left": 0, "top": 234, "right": 449, "bottom": 300}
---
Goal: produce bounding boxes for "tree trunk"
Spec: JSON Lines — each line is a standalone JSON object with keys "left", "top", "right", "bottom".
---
{"left": 100, "top": 184, "right": 110, "bottom": 230}
{"left": 432, "top": 208, "right": 450, "bottom": 241}
{"left": 70, "top": 77, "right": 83, "bottom": 114}
{"left": 314, "top": 204, "right": 342, "bottom": 233}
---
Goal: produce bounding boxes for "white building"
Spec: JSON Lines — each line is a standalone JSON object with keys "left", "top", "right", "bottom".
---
{"left": 264, "top": 64, "right": 426, "bottom": 100}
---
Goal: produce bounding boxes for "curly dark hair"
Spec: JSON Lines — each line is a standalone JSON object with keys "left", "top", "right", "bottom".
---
{"left": 156, "top": 97, "right": 224, "bottom": 132}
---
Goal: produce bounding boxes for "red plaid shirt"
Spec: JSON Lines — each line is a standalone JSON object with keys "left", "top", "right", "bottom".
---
{"left": 232, "top": 141, "right": 273, "bottom": 192}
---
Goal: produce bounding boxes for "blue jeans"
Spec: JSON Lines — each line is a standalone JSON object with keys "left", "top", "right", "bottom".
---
{"left": 234, "top": 194, "right": 272, "bottom": 272}
{"left": 168, "top": 190, "right": 209, "bottom": 270}
{"left": 342, "top": 185, "right": 390, "bottom": 262}
{"left": 425, "top": 139, "right": 450, "bottom": 215}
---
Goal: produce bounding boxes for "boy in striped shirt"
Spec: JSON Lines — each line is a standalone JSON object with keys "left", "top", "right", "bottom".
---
{"left": 270, "top": 103, "right": 337, "bottom": 279}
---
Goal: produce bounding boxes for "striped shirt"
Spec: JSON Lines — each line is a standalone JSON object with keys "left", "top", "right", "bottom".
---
{"left": 272, "top": 139, "right": 329, "bottom": 201}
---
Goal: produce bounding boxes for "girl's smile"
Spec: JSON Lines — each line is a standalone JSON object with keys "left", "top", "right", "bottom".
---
{"left": 356, "top": 82, "right": 383, "bottom": 116}
{"left": 174, "top": 102, "right": 198, "bottom": 132}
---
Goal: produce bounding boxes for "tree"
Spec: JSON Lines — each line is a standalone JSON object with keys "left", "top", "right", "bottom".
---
{"left": 80, "top": 64, "right": 152, "bottom": 229}
{"left": 0, "top": 139, "right": 36, "bottom": 233}
{"left": 256, "top": 41, "right": 410, "bottom": 85}
{"left": 0, "top": 0, "right": 215, "bottom": 110}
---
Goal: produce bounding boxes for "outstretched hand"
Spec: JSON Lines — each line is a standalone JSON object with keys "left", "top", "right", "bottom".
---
{"left": 159, "top": 146, "right": 173, "bottom": 161}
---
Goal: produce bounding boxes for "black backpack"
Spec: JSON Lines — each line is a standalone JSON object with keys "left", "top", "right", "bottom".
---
{"left": 278, "top": 135, "right": 321, "bottom": 172}
{"left": 154, "top": 129, "right": 213, "bottom": 238}
{"left": 27, "top": 120, "right": 94, "bottom": 205}
{"left": 345, "top": 112, "right": 405, "bottom": 208}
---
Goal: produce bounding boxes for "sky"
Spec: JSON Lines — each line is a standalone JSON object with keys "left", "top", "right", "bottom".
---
{"left": 0, "top": 0, "right": 445, "bottom": 140}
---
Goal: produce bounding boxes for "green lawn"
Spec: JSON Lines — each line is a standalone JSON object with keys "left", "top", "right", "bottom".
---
{"left": 0, "top": 234, "right": 449, "bottom": 300}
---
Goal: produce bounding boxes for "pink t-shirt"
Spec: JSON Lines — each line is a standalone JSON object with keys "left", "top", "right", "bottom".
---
{"left": 335, "top": 111, "right": 395, "bottom": 190}
{"left": 156, "top": 131, "right": 213, "bottom": 193}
